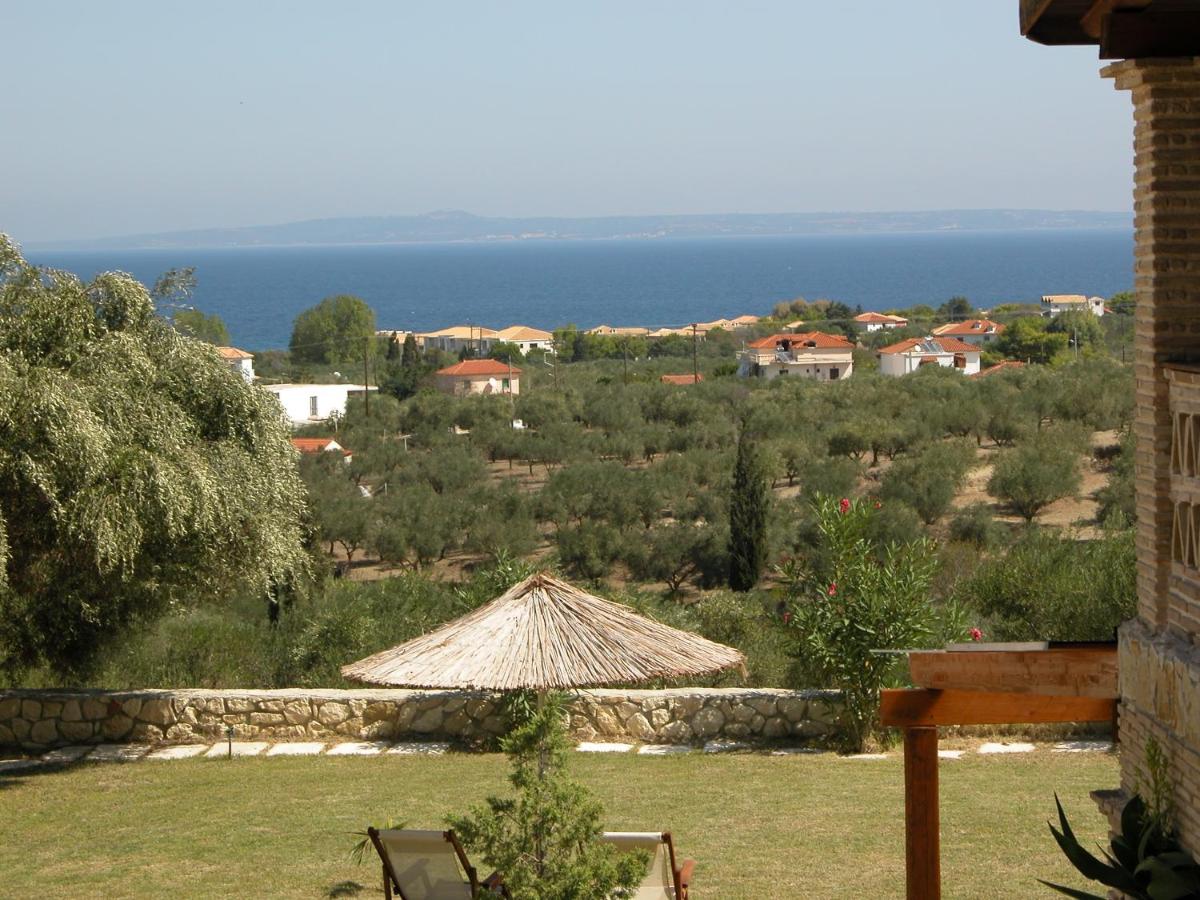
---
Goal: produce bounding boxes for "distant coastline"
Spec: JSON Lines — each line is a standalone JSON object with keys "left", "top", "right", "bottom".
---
{"left": 29, "top": 208, "right": 1131, "bottom": 252}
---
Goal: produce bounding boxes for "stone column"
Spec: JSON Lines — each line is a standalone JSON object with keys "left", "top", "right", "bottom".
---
{"left": 1103, "top": 58, "right": 1200, "bottom": 852}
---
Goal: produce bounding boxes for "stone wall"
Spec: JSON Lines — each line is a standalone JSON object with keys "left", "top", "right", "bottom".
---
{"left": 0, "top": 687, "right": 842, "bottom": 752}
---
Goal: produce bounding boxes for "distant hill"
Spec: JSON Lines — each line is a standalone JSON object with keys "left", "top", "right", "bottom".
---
{"left": 35, "top": 209, "right": 1131, "bottom": 251}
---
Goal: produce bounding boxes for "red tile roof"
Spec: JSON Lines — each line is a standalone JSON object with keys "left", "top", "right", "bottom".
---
{"left": 878, "top": 336, "right": 981, "bottom": 355}
{"left": 931, "top": 319, "right": 1005, "bottom": 337}
{"left": 216, "top": 346, "right": 254, "bottom": 360}
{"left": 660, "top": 373, "right": 703, "bottom": 385}
{"left": 291, "top": 438, "right": 350, "bottom": 456}
{"left": 435, "top": 359, "right": 523, "bottom": 377}
{"left": 746, "top": 331, "right": 854, "bottom": 350}
{"left": 854, "top": 312, "right": 907, "bottom": 323}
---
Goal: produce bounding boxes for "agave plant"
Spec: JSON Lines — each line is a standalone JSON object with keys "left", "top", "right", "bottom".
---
{"left": 1040, "top": 793, "right": 1200, "bottom": 899}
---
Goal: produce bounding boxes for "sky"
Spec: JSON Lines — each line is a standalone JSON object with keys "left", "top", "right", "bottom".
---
{"left": 1, "top": 1, "right": 1133, "bottom": 243}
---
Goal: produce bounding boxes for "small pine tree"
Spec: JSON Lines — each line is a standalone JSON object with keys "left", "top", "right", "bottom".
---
{"left": 448, "top": 701, "right": 646, "bottom": 900}
{"left": 728, "top": 431, "right": 769, "bottom": 591}
{"left": 400, "top": 333, "right": 420, "bottom": 369}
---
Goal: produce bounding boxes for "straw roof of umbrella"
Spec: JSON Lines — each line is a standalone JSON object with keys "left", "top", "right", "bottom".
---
{"left": 340, "top": 572, "right": 746, "bottom": 691}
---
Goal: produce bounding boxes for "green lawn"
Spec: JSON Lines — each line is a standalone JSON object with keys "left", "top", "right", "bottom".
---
{"left": 1, "top": 749, "right": 1116, "bottom": 899}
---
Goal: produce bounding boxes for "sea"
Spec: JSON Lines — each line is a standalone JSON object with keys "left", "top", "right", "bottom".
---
{"left": 27, "top": 228, "right": 1134, "bottom": 351}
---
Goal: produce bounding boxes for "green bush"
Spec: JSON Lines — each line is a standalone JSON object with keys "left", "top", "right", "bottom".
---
{"left": 949, "top": 503, "right": 1006, "bottom": 549}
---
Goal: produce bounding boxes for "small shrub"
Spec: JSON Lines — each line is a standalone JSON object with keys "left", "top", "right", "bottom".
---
{"left": 949, "top": 503, "right": 1005, "bottom": 549}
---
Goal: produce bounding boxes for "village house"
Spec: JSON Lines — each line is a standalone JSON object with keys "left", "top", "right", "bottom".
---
{"left": 930, "top": 318, "right": 1005, "bottom": 346}
{"left": 660, "top": 373, "right": 703, "bottom": 385}
{"left": 877, "top": 336, "right": 981, "bottom": 377}
{"left": 435, "top": 359, "right": 521, "bottom": 396}
{"left": 854, "top": 311, "right": 909, "bottom": 332}
{"left": 587, "top": 325, "right": 650, "bottom": 337}
{"left": 262, "top": 383, "right": 377, "bottom": 427}
{"left": 417, "top": 325, "right": 499, "bottom": 356}
{"left": 290, "top": 437, "right": 353, "bottom": 465}
{"left": 495, "top": 325, "right": 555, "bottom": 355}
{"left": 1040, "top": 293, "right": 1106, "bottom": 317}
{"left": 216, "top": 346, "right": 255, "bottom": 381}
{"left": 737, "top": 331, "right": 854, "bottom": 381}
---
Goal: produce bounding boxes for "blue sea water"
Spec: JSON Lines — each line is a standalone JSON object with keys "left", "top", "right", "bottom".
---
{"left": 28, "top": 228, "right": 1134, "bottom": 350}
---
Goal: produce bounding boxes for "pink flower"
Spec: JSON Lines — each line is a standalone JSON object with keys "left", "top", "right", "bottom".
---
{"left": 873, "top": 500, "right": 882, "bottom": 510}
{"left": 838, "top": 498, "right": 851, "bottom": 515}
{"left": 827, "top": 583, "right": 837, "bottom": 596}
{"left": 782, "top": 612, "right": 792, "bottom": 625}
{"left": 970, "top": 627, "right": 983, "bottom": 642}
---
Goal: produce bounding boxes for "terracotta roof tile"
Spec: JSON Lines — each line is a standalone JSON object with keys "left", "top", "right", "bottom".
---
{"left": 436, "top": 359, "right": 523, "bottom": 377}
{"left": 746, "top": 331, "right": 854, "bottom": 350}
{"left": 660, "top": 373, "right": 703, "bottom": 384}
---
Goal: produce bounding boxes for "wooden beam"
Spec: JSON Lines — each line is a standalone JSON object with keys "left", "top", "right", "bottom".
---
{"left": 1082, "top": 0, "right": 1151, "bottom": 40}
{"left": 906, "top": 648, "right": 1117, "bottom": 699}
{"left": 904, "top": 726, "right": 940, "bottom": 900}
{"left": 1020, "top": 0, "right": 1058, "bottom": 36}
{"left": 880, "top": 688, "right": 1116, "bottom": 728}
{"left": 1102, "top": 10, "right": 1200, "bottom": 58}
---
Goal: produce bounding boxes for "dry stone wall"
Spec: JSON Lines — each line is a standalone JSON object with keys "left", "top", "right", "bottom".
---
{"left": 0, "top": 687, "right": 842, "bottom": 752}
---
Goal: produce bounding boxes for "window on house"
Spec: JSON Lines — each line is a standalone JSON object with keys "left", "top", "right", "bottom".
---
{"left": 308, "top": 396, "right": 318, "bottom": 417}
{"left": 462, "top": 380, "right": 471, "bottom": 391}
{"left": 502, "top": 378, "right": 510, "bottom": 390}
{"left": 830, "top": 367, "right": 840, "bottom": 380}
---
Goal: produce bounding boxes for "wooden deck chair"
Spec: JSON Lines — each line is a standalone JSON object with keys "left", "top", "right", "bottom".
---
{"left": 599, "top": 831, "right": 695, "bottom": 900}
{"left": 367, "top": 828, "right": 503, "bottom": 900}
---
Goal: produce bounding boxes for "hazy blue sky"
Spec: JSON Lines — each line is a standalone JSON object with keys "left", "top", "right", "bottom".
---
{"left": 2, "top": 1, "right": 1132, "bottom": 242}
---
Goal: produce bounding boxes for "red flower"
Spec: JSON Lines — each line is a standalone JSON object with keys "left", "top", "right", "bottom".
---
{"left": 782, "top": 612, "right": 792, "bottom": 625}
{"left": 827, "top": 583, "right": 837, "bottom": 596}
{"left": 838, "top": 498, "right": 851, "bottom": 515}
{"left": 873, "top": 500, "right": 882, "bottom": 510}
{"left": 970, "top": 627, "right": 983, "bottom": 642}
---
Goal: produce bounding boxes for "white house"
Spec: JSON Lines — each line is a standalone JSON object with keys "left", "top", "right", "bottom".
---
{"left": 263, "top": 383, "right": 377, "bottom": 427}
{"left": 877, "top": 336, "right": 981, "bottom": 377}
{"left": 216, "top": 346, "right": 255, "bottom": 381}
{"left": 495, "top": 325, "right": 555, "bottom": 355}
{"left": 854, "top": 312, "right": 909, "bottom": 332}
{"left": 434, "top": 359, "right": 521, "bottom": 396}
{"left": 1041, "top": 294, "right": 1106, "bottom": 317}
{"left": 290, "top": 437, "right": 353, "bottom": 465}
{"left": 737, "top": 332, "right": 855, "bottom": 381}
{"left": 417, "top": 325, "right": 499, "bottom": 355}
{"left": 930, "top": 318, "right": 1006, "bottom": 346}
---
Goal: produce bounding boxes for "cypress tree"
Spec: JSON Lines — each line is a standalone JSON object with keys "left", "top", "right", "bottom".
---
{"left": 728, "top": 430, "right": 769, "bottom": 591}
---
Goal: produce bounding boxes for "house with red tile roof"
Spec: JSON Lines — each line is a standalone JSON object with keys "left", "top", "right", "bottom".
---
{"left": 1040, "top": 294, "right": 1106, "bottom": 317}
{"left": 660, "top": 373, "right": 703, "bottom": 385}
{"left": 738, "top": 332, "right": 855, "bottom": 382}
{"left": 930, "top": 318, "right": 1005, "bottom": 346}
{"left": 216, "top": 346, "right": 255, "bottom": 382}
{"left": 854, "top": 312, "right": 909, "bottom": 332}
{"left": 877, "top": 336, "right": 982, "bottom": 377}
{"left": 435, "top": 359, "right": 521, "bottom": 396}
{"left": 290, "top": 437, "right": 352, "bottom": 464}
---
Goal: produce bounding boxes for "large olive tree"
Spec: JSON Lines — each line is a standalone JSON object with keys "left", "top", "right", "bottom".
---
{"left": 0, "top": 236, "right": 309, "bottom": 677}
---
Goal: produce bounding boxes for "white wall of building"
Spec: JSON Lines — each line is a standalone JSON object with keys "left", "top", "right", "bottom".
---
{"left": 263, "top": 384, "right": 377, "bottom": 427}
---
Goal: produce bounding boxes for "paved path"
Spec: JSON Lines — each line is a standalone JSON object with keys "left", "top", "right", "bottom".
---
{"left": 0, "top": 738, "right": 1113, "bottom": 774}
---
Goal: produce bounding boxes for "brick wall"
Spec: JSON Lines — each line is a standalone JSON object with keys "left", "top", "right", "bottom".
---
{"left": 1104, "top": 58, "right": 1200, "bottom": 856}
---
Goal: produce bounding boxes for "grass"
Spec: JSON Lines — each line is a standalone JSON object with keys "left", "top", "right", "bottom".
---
{"left": 1, "top": 749, "right": 1116, "bottom": 898}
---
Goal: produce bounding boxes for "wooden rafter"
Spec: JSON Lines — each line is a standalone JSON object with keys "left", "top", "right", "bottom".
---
{"left": 906, "top": 648, "right": 1117, "bottom": 699}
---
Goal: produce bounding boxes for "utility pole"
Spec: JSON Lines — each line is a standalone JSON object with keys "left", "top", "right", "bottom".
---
{"left": 363, "top": 336, "right": 371, "bottom": 417}
{"left": 691, "top": 323, "right": 699, "bottom": 384}
{"left": 622, "top": 338, "right": 629, "bottom": 385}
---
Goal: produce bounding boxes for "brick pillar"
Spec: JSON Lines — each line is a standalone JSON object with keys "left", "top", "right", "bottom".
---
{"left": 1104, "top": 59, "right": 1200, "bottom": 629}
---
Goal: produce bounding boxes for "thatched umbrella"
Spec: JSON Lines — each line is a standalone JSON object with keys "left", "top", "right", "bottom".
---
{"left": 340, "top": 571, "right": 745, "bottom": 691}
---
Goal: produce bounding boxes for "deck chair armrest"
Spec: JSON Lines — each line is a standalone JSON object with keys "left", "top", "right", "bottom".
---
{"left": 677, "top": 858, "right": 696, "bottom": 889}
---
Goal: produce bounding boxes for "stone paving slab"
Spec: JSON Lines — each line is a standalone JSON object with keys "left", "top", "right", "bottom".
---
{"left": 145, "top": 744, "right": 211, "bottom": 760}
{"left": 205, "top": 741, "right": 269, "bottom": 758}
{"left": 636, "top": 744, "right": 692, "bottom": 756}
{"left": 938, "top": 750, "right": 965, "bottom": 760}
{"left": 703, "top": 740, "right": 750, "bottom": 754}
{"left": 265, "top": 742, "right": 327, "bottom": 757}
{"left": 88, "top": 744, "right": 150, "bottom": 762}
{"left": 769, "top": 747, "right": 826, "bottom": 756}
{"left": 0, "top": 758, "right": 42, "bottom": 774}
{"left": 575, "top": 742, "right": 634, "bottom": 753}
{"left": 842, "top": 753, "right": 889, "bottom": 760}
{"left": 979, "top": 742, "right": 1036, "bottom": 755}
{"left": 41, "top": 745, "right": 91, "bottom": 764}
{"left": 1052, "top": 740, "right": 1112, "bottom": 753}
{"left": 325, "top": 741, "right": 389, "bottom": 756}
{"left": 386, "top": 742, "right": 450, "bottom": 755}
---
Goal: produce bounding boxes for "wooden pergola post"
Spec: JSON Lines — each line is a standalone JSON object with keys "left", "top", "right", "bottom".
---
{"left": 903, "top": 726, "right": 940, "bottom": 900}
{"left": 880, "top": 646, "right": 1119, "bottom": 900}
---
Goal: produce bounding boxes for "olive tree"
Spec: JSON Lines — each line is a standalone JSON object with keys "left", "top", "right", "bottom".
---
{"left": 0, "top": 236, "right": 309, "bottom": 676}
